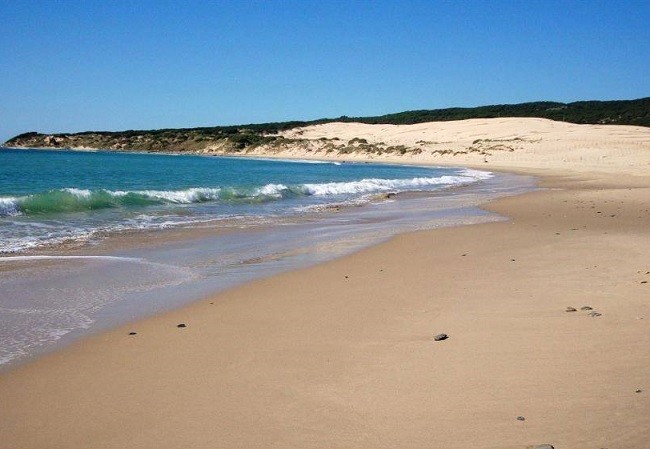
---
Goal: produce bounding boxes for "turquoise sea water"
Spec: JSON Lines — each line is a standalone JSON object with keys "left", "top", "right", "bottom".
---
{"left": 0, "top": 148, "right": 491, "bottom": 253}
{"left": 0, "top": 148, "right": 536, "bottom": 368}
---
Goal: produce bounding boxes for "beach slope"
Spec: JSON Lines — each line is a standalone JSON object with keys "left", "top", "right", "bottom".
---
{"left": 1, "top": 119, "right": 649, "bottom": 448}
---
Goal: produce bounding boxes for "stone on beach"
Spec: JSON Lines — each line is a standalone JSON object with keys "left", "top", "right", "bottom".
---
{"left": 580, "top": 306, "right": 593, "bottom": 310}
{"left": 565, "top": 306, "right": 577, "bottom": 312}
{"left": 177, "top": 323, "right": 187, "bottom": 328}
{"left": 434, "top": 333, "right": 448, "bottom": 341}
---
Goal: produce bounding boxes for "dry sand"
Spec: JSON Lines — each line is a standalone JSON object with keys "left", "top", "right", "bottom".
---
{"left": 1, "top": 118, "right": 649, "bottom": 448}
{"left": 245, "top": 117, "right": 650, "bottom": 177}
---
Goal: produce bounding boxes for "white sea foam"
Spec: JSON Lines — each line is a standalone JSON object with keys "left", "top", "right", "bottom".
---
{"left": 256, "top": 184, "right": 288, "bottom": 197}
{"left": 301, "top": 171, "right": 491, "bottom": 196}
{"left": 63, "top": 187, "right": 92, "bottom": 198}
{"left": 0, "top": 197, "right": 20, "bottom": 216}
{"left": 112, "top": 187, "right": 222, "bottom": 203}
{"left": 458, "top": 168, "right": 494, "bottom": 180}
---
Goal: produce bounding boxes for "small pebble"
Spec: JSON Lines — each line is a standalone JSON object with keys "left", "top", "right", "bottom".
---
{"left": 636, "top": 389, "right": 643, "bottom": 393}
{"left": 177, "top": 323, "right": 187, "bottom": 328}
{"left": 588, "top": 311, "right": 602, "bottom": 317}
{"left": 516, "top": 416, "right": 525, "bottom": 421}
{"left": 641, "top": 281, "right": 648, "bottom": 284}
{"left": 344, "top": 275, "right": 349, "bottom": 279}
{"left": 434, "top": 333, "right": 448, "bottom": 341}
{"left": 565, "top": 307, "right": 577, "bottom": 312}
{"left": 128, "top": 332, "right": 137, "bottom": 336}
{"left": 580, "top": 306, "right": 593, "bottom": 311}
{"left": 534, "top": 445, "right": 554, "bottom": 449}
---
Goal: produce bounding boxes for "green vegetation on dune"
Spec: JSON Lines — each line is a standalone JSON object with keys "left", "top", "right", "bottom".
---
{"left": 347, "top": 97, "right": 650, "bottom": 126}
{"left": 5, "top": 97, "right": 649, "bottom": 152}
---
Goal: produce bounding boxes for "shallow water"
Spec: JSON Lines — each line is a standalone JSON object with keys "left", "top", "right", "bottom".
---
{"left": 0, "top": 149, "right": 536, "bottom": 369}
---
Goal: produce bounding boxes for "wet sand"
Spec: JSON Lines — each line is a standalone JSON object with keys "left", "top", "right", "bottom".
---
{"left": 0, "top": 172, "right": 532, "bottom": 368}
{"left": 0, "top": 168, "right": 648, "bottom": 448}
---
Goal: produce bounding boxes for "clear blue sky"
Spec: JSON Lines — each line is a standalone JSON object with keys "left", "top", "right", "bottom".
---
{"left": 1, "top": 0, "right": 649, "bottom": 142}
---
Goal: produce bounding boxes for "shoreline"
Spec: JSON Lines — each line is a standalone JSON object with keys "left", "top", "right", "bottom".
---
{"left": 0, "top": 168, "right": 534, "bottom": 370}
{"left": 1, "top": 167, "right": 649, "bottom": 447}
{"left": 1, "top": 119, "right": 649, "bottom": 448}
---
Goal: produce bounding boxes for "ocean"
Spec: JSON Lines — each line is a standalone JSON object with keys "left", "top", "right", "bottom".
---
{"left": 0, "top": 148, "right": 535, "bottom": 367}
{"left": 0, "top": 148, "right": 494, "bottom": 253}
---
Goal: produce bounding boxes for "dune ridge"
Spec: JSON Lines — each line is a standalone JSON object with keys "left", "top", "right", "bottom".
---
{"left": 244, "top": 118, "right": 650, "bottom": 176}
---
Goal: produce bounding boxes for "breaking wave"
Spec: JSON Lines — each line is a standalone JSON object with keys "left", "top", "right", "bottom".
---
{"left": 0, "top": 187, "right": 223, "bottom": 216}
{"left": 0, "top": 169, "right": 492, "bottom": 217}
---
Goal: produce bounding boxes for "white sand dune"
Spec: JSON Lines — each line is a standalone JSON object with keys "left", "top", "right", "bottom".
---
{"left": 244, "top": 118, "right": 650, "bottom": 176}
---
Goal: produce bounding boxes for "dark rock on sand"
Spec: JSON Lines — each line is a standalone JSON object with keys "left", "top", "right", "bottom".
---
{"left": 128, "top": 332, "right": 137, "bottom": 336}
{"left": 588, "top": 311, "right": 602, "bottom": 317}
{"left": 580, "top": 306, "right": 593, "bottom": 310}
{"left": 565, "top": 307, "right": 577, "bottom": 312}
{"left": 636, "top": 389, "right": 643, "bottom": 393}
{"left": 434, "top": 333, "right": 448, "bottom": 341}
{"left": 177, "top": 323, "right": 187, "bottom": 328}
{"left": 516, "top": 416, "right": 526, "bottom": 421}
{"left": 534, "top": 445, "right": 554, "bottom": 449}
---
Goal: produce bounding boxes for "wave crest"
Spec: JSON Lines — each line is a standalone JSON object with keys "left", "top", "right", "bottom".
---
{"left": 0, "top": 169, "right": 492, "bottom": 217}
{"left": 0, "top": 188, "right": 223, "bottom": 216}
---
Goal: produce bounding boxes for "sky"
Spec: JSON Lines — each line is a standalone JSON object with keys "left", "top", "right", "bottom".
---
{"left": 1, "top": 0, "right": 649, "bottom": 142}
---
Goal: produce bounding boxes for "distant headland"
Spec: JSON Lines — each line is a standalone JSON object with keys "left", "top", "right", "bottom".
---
{"left": 4, "top": 97, "right": 649, "bottom": 155}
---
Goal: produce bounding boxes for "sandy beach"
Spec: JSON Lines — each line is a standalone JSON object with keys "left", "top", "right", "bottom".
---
{"left": 1, "top": 118, "right": 649, "bottom": 448}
